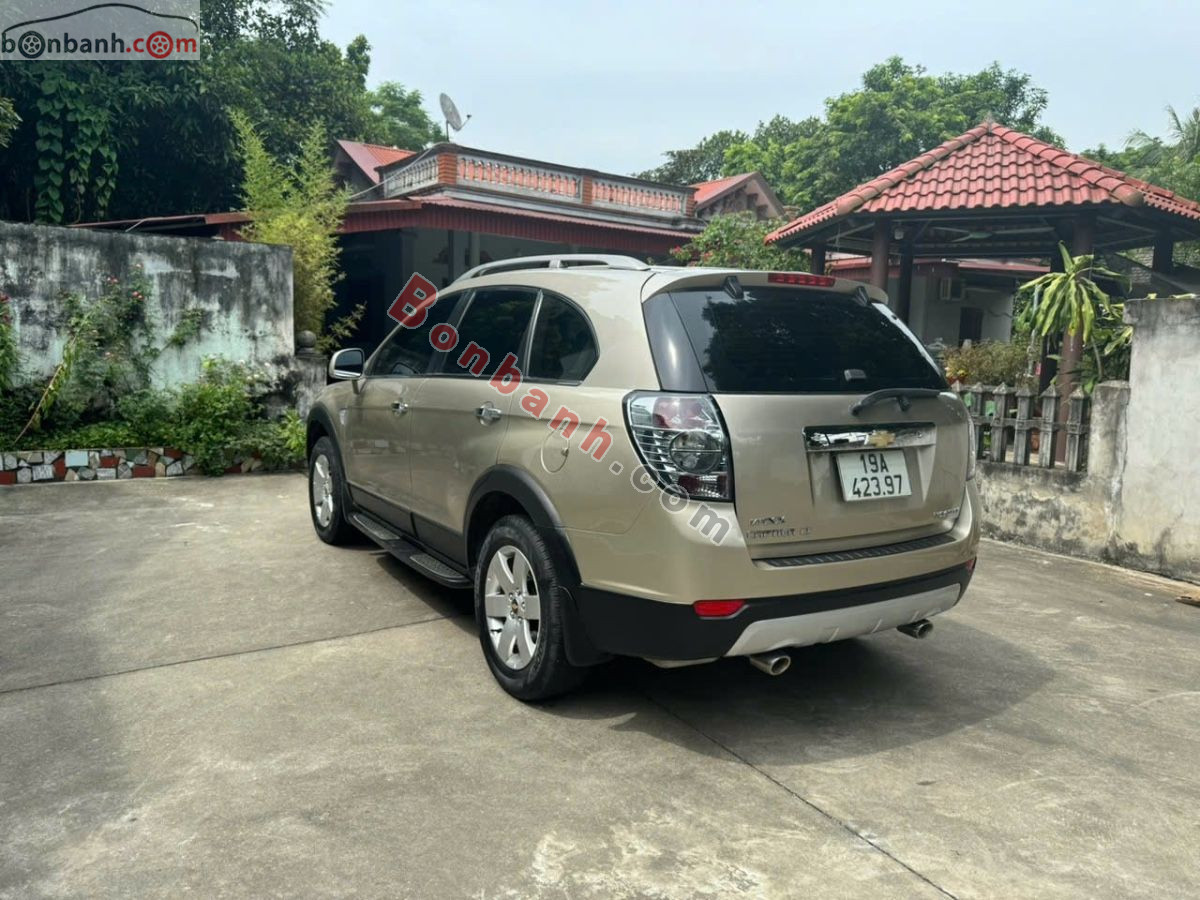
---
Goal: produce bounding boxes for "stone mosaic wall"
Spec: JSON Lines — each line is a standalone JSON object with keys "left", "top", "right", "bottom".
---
{"left": 0, "top": 448, "right": 265, "bottom": 485}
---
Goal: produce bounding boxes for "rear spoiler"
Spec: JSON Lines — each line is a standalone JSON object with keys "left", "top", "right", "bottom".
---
{"left": 639, "top": 269, "right": 889, "bottom": 304}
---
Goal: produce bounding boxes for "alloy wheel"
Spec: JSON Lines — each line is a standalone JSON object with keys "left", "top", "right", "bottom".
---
{"left": 483, "top": 545, "right": 542, "bottom": 670}
{"left": 311, "top": 453, "right": 335, "bottom": 527}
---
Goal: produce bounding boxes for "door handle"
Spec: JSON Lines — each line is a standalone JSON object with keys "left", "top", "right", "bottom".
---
{"left": 391, "top": 400, "right": 409, "bottom": 415}
{"left": 475, "top": 404, "right": 503, "bottom": 424}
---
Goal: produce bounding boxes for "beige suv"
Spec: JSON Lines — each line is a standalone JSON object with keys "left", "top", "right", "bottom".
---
{"left": 306, "top": 255, "right": 980, "bottom": 699}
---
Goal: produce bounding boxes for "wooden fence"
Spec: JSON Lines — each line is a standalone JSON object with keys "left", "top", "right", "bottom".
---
{"left": 951, "top": 383, "right": 1092, "bottom": 472}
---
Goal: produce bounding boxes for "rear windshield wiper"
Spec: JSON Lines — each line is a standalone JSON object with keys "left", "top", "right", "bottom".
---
{"left": 850, "top": 388, "right": 942, "bottom": 416}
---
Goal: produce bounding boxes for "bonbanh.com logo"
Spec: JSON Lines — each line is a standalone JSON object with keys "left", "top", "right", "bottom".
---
{"left": 0, "top": 1, "right": 200, "bottom": 62}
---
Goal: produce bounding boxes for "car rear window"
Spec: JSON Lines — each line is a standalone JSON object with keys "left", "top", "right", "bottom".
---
{"left": 666, "top": 287, "right": 946, "bottom": 394}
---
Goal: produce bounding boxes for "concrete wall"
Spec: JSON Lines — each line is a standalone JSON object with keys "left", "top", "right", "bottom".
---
{"left": 976, "top": 297, "right": 1200, "bottom": 583}
{"left": 1115, "top": 297, "right": 1200, "bottom": 577}
{"left": 1, "top": 221, "right": 295, "bottom": 388}
{"left": 977, "top": 382, "right": 1128, "bottom": 562}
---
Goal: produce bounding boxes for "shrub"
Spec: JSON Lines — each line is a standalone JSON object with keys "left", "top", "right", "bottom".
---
{"left": 169, "top": 358, "right": 258, "bottom": 474}
{"left": 2, "top": 299, "right": 308, "bottom": 469}
{"left": 115, "top": 388, "right": 178, "bottom": 446}
{"left": 1, "top": 384, "right": 52, "bottom": 446}
{"left": 943, "top": 340, "right": 1036, "bottom": 388}
{"left": 164, "top": 359, "right": 305, "bottom": 474}
{"left": 29, "top": 421, "right": 140, "bottom": 451}
{"left": 11, "top": 268, "right": 202, "bottom": 444}
{"left": 239, "top": 409, "right": 306, "bottom": 471}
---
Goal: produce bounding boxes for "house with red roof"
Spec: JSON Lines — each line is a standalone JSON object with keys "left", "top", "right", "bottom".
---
{"left": 84, "top": 139, "right": 707, "bottom": 348}
{"left": 332, "top": 139, "right": 416, "bottom": 194}
{"left": 691, "top": 172, "right": 785, "bottom": 221}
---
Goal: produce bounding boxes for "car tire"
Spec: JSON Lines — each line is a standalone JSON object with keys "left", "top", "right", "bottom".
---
{"left": 308, "top": 436, "right": 358, "bottom": 545}
{"left": 475, "top": 515, "right": 586, "bottom": 701}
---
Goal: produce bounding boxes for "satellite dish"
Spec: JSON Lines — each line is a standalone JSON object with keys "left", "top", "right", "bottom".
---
{"left": 439, "top": 93, "right": 470, "bottom": 141}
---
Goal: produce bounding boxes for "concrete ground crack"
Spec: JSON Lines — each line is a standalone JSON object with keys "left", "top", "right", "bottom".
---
{"left": 0, "top": 613, "right": 464, "bottom": 697}
{"left": 642, "top": 692, "right": 960, "bottom": 900}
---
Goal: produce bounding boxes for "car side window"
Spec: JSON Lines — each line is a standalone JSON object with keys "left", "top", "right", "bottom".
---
{"left": 446, "top": 287, "right": 538, "bottom": 376}
{"left": 368, "top": 292, "right": 460, "bottom": 377}
{"left": 527, "top": 293, "right": 598, "bottom": 382}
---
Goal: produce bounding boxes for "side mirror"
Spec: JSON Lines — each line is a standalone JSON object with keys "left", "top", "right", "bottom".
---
{"left": 329, "top": 348, "right": 364, "bottom": 380}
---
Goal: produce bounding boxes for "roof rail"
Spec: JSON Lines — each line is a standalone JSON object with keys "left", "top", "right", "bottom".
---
{"left": 454, "top": 254, "right": 649, "bottom": 283}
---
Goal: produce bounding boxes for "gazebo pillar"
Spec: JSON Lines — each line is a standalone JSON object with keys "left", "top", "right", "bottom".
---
{"left": 896, "top": 242, "right": 914, "bottom": 323}
{"left": 1152, "top": 233, "right": 1175, "bottom": 274}
{"left": 810, "top": 241, "right": 826, "bottom": 276}
{"left": 870, "top": 221, "right": 890, "bottom": 292}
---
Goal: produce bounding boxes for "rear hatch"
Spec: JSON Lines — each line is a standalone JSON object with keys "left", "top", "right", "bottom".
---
{"left": 644, "top": 276, "right": 970, "bottom": 559}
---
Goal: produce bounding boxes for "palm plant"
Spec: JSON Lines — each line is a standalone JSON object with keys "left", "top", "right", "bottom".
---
{"left": 1019, "top": 244, "right": 1124, "bottom": 342}
{"left": 1126, "top": 105, "right": 1200, "bottom": 166}
{"left": 1017, "top": 243, "right": 1128, "bottom": 390}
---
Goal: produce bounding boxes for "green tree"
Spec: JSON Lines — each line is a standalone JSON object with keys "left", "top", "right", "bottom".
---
{"left": 1089, "top": 106, "right": 1200, "bottom": 266}
{"left": 651, "top": 58, "right": 1059, "bottom": 211}
{"left": 786, "top": 58, "right": 1059, "bottom": 208}
{"left": 0, "top": 0, "right": 439, "bottom": 223}
{"left": 211, "top": 32, "right": 379, "bottom": 163}
{"left": 363, "top": 82, "right": 444, "bottom": 150}
{"left": 1124, "top": 106, "right": 1200, "bottom": 202}
{"left": 670, "top": 213, "right": 809, "bottom": 270}
{"left": 233, "top": 111, "right": 349, "bottom": 336}
{"left": 638, "top": 129, "right": 748, "bottom": 184}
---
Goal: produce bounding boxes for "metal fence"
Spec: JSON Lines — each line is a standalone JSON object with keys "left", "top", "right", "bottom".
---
{"left": 951, "top": 383, "right": 1092, "bottom": 472}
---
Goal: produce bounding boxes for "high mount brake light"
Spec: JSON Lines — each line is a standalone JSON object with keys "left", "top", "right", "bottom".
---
{"left": 767, "top": 272, "right": 836, "bottom": 287}
{"left": 624, "top": 393, "right": 733, "bottom": 502}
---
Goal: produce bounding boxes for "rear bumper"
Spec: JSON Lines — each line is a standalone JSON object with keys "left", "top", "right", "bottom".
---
{"left": 571, "top": 562, "right": 973, "bottom": 661}
{"left": 565, "top": 482, "right": 981, "bottom": 604}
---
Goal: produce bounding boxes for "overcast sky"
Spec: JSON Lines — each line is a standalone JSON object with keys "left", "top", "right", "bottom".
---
{"left": 321, "top": 0, "right": 1198, "bottom": 177}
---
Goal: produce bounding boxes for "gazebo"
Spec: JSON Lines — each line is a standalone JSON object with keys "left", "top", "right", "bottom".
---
{"left": 765, "top": 121, "right": 1200, "bottom": 399}
{"left": 766, "top": 121, "right": 1200, "bottom": 318}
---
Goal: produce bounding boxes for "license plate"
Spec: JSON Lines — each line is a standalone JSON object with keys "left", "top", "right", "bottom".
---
{"left": 836, "top": 450, "right": 912, "bottom": 501}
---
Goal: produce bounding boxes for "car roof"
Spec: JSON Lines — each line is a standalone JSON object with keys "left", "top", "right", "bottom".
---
{"left": 449, "top": 254, "right": 888, "bottom": 306}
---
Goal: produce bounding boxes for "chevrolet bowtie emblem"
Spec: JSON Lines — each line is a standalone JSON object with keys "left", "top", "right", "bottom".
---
{"left": 867, "top": 430, "right": 896, "bottom": 448}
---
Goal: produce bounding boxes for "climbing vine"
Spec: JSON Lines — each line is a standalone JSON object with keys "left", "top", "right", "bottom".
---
{"left": 14, "top": 267, "right": 200, "bottom": 441}
{"left": 32, "top": 68, "right": 119, "bottom": 224}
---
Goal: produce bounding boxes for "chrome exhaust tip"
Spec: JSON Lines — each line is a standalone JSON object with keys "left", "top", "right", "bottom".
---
{"left": 897, "top": 619, "right": 934, "bottom": 639}
{"left": 748, "top": 652, "right": 791, "bottom": 676}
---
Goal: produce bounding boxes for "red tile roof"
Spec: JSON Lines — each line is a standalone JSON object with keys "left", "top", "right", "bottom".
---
{"left": 415, "top": 196, "right": 691, "bottom": 238}
{"left": 336, "top": 139, "right": 417, "bottom": 185}
{"left": 691, "top": 172, "right": 756, "bottom": 206}
{"left": 767, "top": 122, "right": 1200, "bottom": 244}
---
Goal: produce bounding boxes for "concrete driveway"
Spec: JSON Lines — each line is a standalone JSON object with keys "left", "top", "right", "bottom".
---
{"left": 2, "top": 475, "right": 1198, "bottom": 899}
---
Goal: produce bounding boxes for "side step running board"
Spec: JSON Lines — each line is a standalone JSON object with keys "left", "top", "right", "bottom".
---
{"left": 348, "top": 512, "right": 472, "bottom": 589}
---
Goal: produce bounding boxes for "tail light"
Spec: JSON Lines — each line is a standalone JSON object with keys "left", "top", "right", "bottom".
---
{"left": 624, "top": 393, "right": 733, "bottom": 501}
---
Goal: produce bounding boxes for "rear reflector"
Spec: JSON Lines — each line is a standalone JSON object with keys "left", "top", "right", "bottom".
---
{"left": 768, "top": 272, "right": 836, "bottom": 287}
{"left": 693, "top": 599, "right": 746, "bottom": 618}
{"left": 966, "top": 557, "right": 977, "bottom": 573}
